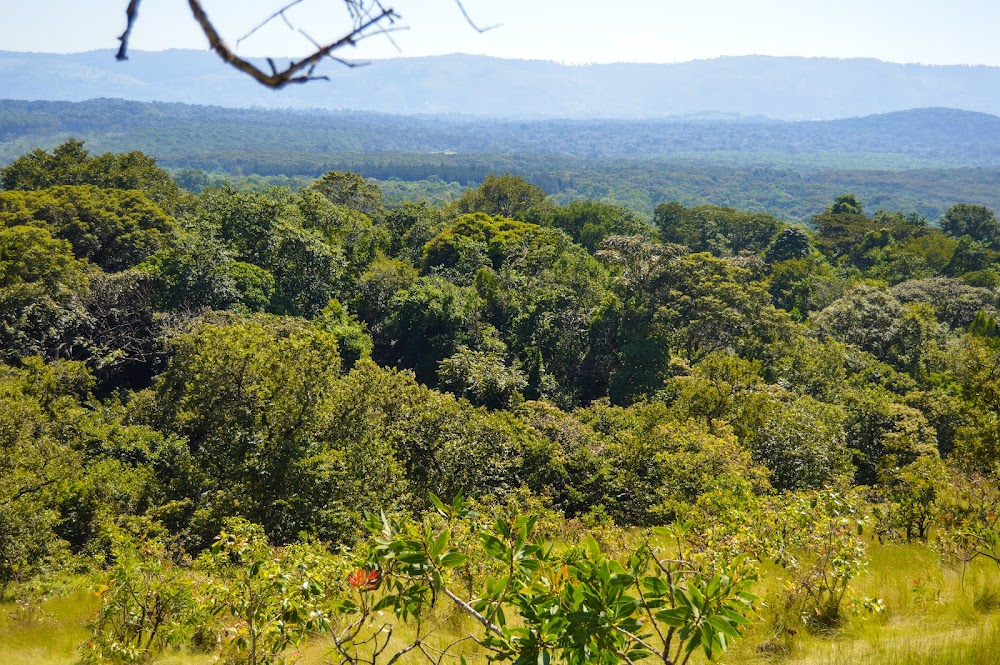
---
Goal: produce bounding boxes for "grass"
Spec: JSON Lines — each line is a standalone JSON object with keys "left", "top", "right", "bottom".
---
{"left": 0, "top": 588, "right": 96, "bottom": 665}
{"left": 719, "top": 542, "right": 1000, "bottom": 665}
{"left": 0, "top": 586, "right": 213, "bottom": 665}
{"left": 2, "top": 542, "right": 999, "bottom": 665}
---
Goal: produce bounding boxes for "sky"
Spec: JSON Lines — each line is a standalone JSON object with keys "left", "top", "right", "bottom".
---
{"left": 2, "top": 0, "right": 1000, "bottom": 67}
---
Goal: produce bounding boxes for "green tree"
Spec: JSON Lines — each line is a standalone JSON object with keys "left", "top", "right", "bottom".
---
{"left": 765, "top": 226, "right": 812, "bottom": 263}
{"left": 653, "top": 201, "right": 699, "bottom": 248}
{"left": 551, "top": 199, "right": 652, "bottom": 252}
{"left": 141, "top": 228, "right": 274, "bottom": 313}
{"left": 0, "top": 360, "right": 90, "bottom": 593}
{"left": 349, "top": 256, "right": 419, "bottom": 357}
{"left": 813, "top": 195, "right": 877, "bottom": 260}
{"left": 0, "top": 139, "right": 182, "bottom": 212}
{"left": 829, "top": 193, "right": 864, "bottom": 215}
{"left": 942, "top": 235, "right": 994, "bottom": 276}
{"left": 313, "top": 299, "right": 373, "bottom": 371}
{"left": 891, "top": 277, "right": 996, "bottom": 330}
{"left": 452, "top": 174, "right": 548, "bottom": 220}
{"left": 0, "top": 225, "right": 89, "bottom": 362}
{"left": 197, "top": 519, "right": 334, "bottom": 665}
{"left": 83, "top": 527, "right": 197, "bottom": 662}
{"left": 382, "top": 201, "right": 446, "bottom": 261}
{"left": 577, "top": 401, "right": 768, "bottom": 524}
{"left": 842, "top": 387, "right": 938, "bottom": 485}
{"left": 740, "top": 394, "right": 852, "bottom": 491}
{"left": 137, "top": 317, "right": 346, "bottom": 545}
{"left": 385, "top": 276, "right": 483, "bottom": 383}
{"left": 0, "top": 185, "right": 177, "bottom": 272}
{"left": 654, "top": 253, "right": 788, "bottom": 363}
{"left": 422, "top": 212, "right": 554, "bottom": 276}
{"left": 766, "top": 254, "right": 845, "bottom": 316}
{"left": 297, "top": 188, "right": 389, "bottom": 278}
{"left": 437, "top": 345, "right": 526, "bottom": 409}
{"left": 940, "top": 203, "right": 1000, "bottom": 247}
{"left": 305, "top": 170, "right": 384, "bottom": 217}
{"left": 813, "top": 284, "right": 903, "bottom": 361}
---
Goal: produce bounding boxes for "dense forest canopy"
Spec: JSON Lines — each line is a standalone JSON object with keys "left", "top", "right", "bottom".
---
{"left": 3, "top": 141, "right": 1000, "bottom": 663}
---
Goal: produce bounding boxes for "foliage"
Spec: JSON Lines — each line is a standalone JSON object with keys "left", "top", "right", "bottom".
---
{"left": 362, "top": 495, "right": 759, "bottom": 665}
{"left": 450, "top": 174, "right": 548, "bottom": 221}
{"left": 0, "top": 360, "right": 84, "bottom": 593}
{"left": 655, "top": 202, "right": 785, "bottom": 256}
{"left": 0, "top": 224, "right": 88, "bottom": 362}
{"left": 877, "top": 456, "right": 950, "bottom": 542}
{"left": 3, "top": 141, "right": 1000, "bottom": 663}
{"left": 0, "top": 185, "right": 177, "bottom": 272}
{"left": 384, "top": 276, "right": 483, "bottom": 383}
{"left": 198, "top": 518, "right": 337, "bottom": 665}
{"left": 82, "top": 528, "right": 197, "bottom": 663}
{"left": 551, "top": 199, "right": 653, "bottom": 252}
{"left": 437, "top": 345, "right": 526, "bottom": 409}
{"left": 941, "top": 203, "right": 1000, "bottom": 248}
{"left": 767, "top": 491, "right": 882, "bottom": 631}
{"left": 135, "top": 316, "right": 346, "bottom": 546}
{"left": 0, "top": 139, "right": 183, "bottom": 212}
{"left": 937, "top": 472, "right": 1000, "bottom": 572}
{"left": 305, "top": 171, "right": 384, "bottom": 217}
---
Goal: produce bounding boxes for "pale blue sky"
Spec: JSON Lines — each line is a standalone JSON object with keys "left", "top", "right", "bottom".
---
{"left": 2, "top": 0, "right": 1000, "bottom": 66}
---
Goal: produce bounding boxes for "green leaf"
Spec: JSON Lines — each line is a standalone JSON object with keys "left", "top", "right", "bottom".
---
{"left": 440, "top": 552, "right": 468, "bottom": 569}
{"left": 432, "top": 530, "right": 450, "bottom": 557}
{"left": 706, "top": 616, "right": 740, "bottom": 639}
{"left": 429, "top": 492, "right": 447, "bottom": 515}
{"left": 655, "top": 608, "right": 689, "bottom": 628}
{"left": 482, "top": 534, "right": 509, "bottom": 560}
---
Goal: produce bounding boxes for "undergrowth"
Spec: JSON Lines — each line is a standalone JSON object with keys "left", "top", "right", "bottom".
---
{"left": 2, "top": 542, "right": 999, "bottom": 665}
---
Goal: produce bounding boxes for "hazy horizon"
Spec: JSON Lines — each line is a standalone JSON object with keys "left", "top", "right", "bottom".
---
{"left": 4, "top": 1, "right": 1000, "bottom": 69}
{"left": 8, "top": 48, "right": 1000, "bottom": 71}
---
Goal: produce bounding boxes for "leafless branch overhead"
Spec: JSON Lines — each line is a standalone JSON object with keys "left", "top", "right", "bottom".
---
{"left": 115, "top": 0, "right": 142, "bottom": 61}
{"left": 454, "top": 0, "right": 500, "bottom": 33}
{"left": 117, "top": 0, "right": 496, "bottom": 88}
{"left": 186, "top": 0, "right": 398, "bottom": 87}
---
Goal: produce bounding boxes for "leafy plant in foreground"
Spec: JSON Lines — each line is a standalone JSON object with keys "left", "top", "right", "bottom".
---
{"left": 355, "top": 494, "right": 758, "bottom": 664}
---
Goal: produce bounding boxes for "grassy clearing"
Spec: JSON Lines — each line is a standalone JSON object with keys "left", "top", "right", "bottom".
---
{"left": 2, "top": 542, "right": 999, "bottom": 665}
{"left": 720, "top": 542, "right": 1000, "bottom": 665}
{"left": 0, "top": 587, "right": 213, "bottom": 665}
{"left": 0, "top": 588, "right": 96, "bottom": 665}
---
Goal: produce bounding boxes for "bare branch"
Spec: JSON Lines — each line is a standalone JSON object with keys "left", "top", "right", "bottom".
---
{"left": 185, "top": 0, "right": 398, "bottom": 88}
{"left": 116, "top": 0, "right": 143, "bottom": 60}
{"left": 236, "top": 0, "right": 307, "bottom": 48}
{"left": 441, "top": 587, "right": 503, "bottom": 637}
{"left": 118, "top": 0, "right": 492, "bottom": 87}
{"left": 384, "top": 640, "right": 422, "bottom": 665}
{"left": 454, "top": 0, "right": 500, "bottom": 33}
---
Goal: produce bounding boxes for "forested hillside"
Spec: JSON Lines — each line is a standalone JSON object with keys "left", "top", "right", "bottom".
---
{"left": 3, "top": 141, "right": 1000, "bottom": 663}
{"left": 3, "top": 99, "right": 1000, "bottom": 223}
{"left": 4, "top": 100, "right": 1000, "bottom": 166}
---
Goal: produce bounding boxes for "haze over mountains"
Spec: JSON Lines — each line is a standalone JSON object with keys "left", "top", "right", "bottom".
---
{"left": 4, "top": 49, "right": 1000, "bottom": 119}
{"left": 3, "top": 99, "right": 1000, "bottom": 169}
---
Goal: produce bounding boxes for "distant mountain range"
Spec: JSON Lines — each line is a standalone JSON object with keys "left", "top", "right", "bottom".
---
{"left": 4, "top": 50, "right": 1000, "bottom": 120}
